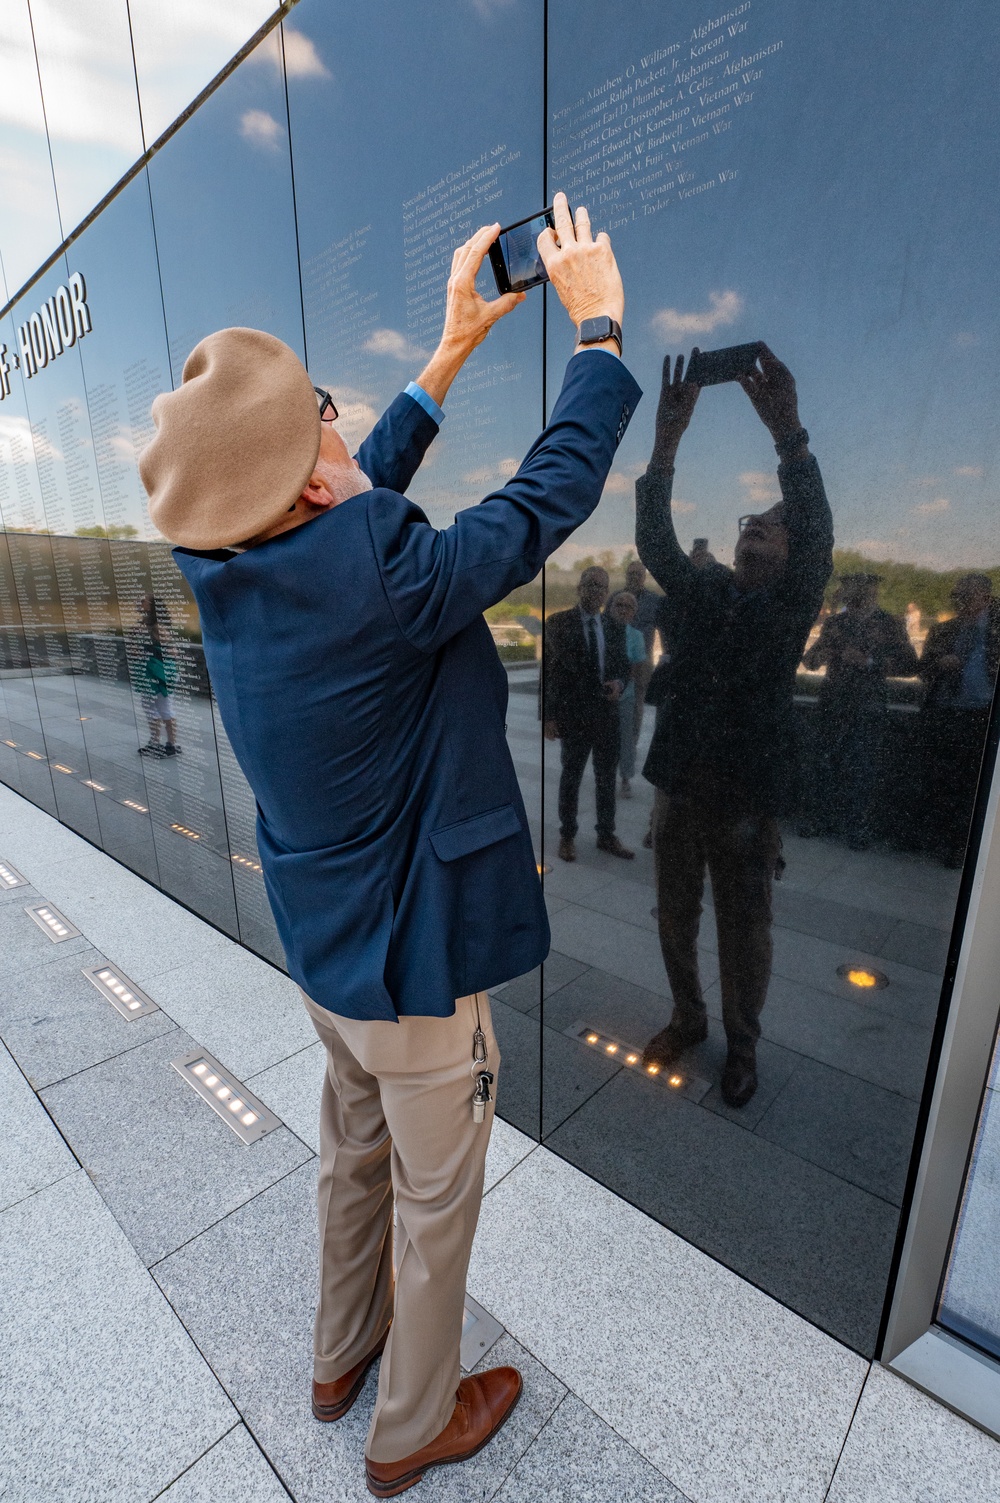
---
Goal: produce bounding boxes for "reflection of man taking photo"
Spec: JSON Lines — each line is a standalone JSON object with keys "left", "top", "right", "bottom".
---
{"left": 636, "top": 346, "right": 832, "bottom": 1107}
{"left": 140, "top": 194, "right": 640, "bottom": 1496}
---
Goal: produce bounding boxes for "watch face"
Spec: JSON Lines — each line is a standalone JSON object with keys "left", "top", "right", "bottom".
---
{"left": 580, "top": 317, "right": 611, "bottom": 342}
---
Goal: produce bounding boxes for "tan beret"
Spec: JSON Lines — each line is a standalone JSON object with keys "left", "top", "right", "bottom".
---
{"left": 139, "top": 328, "right": 321, "bottom": 550}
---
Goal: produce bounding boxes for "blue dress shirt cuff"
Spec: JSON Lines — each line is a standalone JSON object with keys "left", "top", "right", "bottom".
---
{"left": 404, "top": 381, "right": 445, "bottom": 426}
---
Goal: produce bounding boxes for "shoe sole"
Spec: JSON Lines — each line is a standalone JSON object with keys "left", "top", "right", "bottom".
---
{"left": 312, "top": 1344, "right": 386, "bottom": 1423}
{"left": 365, "top": 1377, "right": 523, "bottom": 1497}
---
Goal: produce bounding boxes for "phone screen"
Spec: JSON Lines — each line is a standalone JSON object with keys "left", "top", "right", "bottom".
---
{"left": 684, "top": 343, "right": 763, "bottom": 385}
{"left": 490, "top": 208, "right": 557, "bottom": 293}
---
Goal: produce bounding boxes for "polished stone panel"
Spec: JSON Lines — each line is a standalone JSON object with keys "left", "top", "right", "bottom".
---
{"left": 544, "top": 1071, "right": 898, "bottom": 1354}
{"left": 41, "top": 1029, "right": 313, "bottom": 1266}
{"left": 827, "top": 1363, "right": 1000, "bottom": 1502}
{"left": 469, "top": 1148, "right": 868, "bottom": 1503}
{"left": 0, "top": 1172, "right": 234, "bottom": 1500}
{"left": 754, "top": 1056, "right": 919, "bottom": 1205}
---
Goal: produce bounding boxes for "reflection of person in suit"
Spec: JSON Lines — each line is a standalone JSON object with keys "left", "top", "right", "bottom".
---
{"left": 623, "top": 559, "right": 660, "bottom": 748}
{"left": 544, "top": 567, "right": 634, "bottom": 862}
{"left": 636, "top": 346, "right": 833, "bottom": 1107}
{"left": 801, "top": 573, "right": 917, "bottom": 847}
{"left": 919, "top": 573, "right": 1000, "bottom": 865}
{"left": 607, "top": 590, "right": 648, "bottom": 796}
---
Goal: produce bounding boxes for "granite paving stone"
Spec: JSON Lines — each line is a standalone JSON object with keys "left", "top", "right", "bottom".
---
{"left": 153, "top": 1163, "right": 565, "bottom": 1503}
{"left": 544, "top": 1068, "right": 899, "bottom": 1354}
{"left": 248, "top": 1040, "right": 327, "bottom": 1152}
{"left": 0, "top": 942, "right": 176, "bottom": 1089}
{"left": 826, "top": 1362, "right": 1000, "bottom": 1502}
{"left": 495, "top": 1394, "right": 687, "bottom": 1502}
{"left": 469, "top": 1148, "right": 868, "bottom": 1503}
{"left": 156, "top": 1425, "right": 291, "bottom": 1503}
{"left": 484, "top": 1117, "right": 537, "bottom": 1193}
{"left": 755, "top": 1056, "right": 920, "bottom": 1205}
{"left": 0, "top": 894, "right": 91, "bottom": 977}
{"left": 143, "top": 943, "right": 316, "bottom": 1080}
{"left": 40, "top": 1028, "right": 314, "bottom": 1266}
{"left": 0, "top": 1038, "right": 76, "bottom": 1210}
{"left": 0, "top": 1171, "right": 234, "bottom": 1502}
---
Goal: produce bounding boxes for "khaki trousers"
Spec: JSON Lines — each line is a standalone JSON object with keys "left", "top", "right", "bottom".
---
{"left": 301, "top": 989, "right": 499, "bottom": 1464}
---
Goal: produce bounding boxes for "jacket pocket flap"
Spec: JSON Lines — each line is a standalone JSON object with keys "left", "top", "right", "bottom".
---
{"left": 429, "top": 803, "right": 522, "bottom": 862}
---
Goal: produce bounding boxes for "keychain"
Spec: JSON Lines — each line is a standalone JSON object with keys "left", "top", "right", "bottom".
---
{"left": 472, "top": 1070, "right": 494, "bottom": 1124}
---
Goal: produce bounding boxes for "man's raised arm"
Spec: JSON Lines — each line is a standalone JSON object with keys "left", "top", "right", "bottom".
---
{"left": 636, "top": 353, "right": 700, "bottom": 596}
{"left": 370, "top": 194, "right": 643, "bottom": 653}
{"left": 356, "top": 222, "right": 526, "bottom": 494}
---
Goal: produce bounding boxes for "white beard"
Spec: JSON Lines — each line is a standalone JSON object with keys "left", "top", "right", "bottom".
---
{"left": 315, "top": 455, "right": 373, "bottom": 504}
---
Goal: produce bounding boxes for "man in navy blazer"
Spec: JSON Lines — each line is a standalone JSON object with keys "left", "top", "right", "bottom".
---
{"left": 146, "top": 196, "right": 640, "bottom": 1495}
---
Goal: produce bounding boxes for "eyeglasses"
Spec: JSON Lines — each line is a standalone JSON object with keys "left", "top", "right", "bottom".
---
{"left": 312, "top": 386, "right": 338, "bottom": 423}
{"left": 738, "top": 512, "right": 784, "bottom": 533}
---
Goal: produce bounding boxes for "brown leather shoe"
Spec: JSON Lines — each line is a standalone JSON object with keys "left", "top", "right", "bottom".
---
{"left": 312, "top": 1330, "right": 389, "bottom": 1422}
{"left": 365, "top": 1366, "right": 522, "bottom": 1497}
{"left": 596, "top": 833, "right": 634, "bottom": 859}
{"left": 558, "top": 837, "right": 576, "bottom": 862}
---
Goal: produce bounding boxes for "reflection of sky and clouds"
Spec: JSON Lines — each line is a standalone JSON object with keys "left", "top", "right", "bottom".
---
{"left": 2, "top": 0, "right": 997, "bottom": 569}
{"left": 549, "top": 0, "right": 999, "bottom": 569}
{"left": 0, "top": 0, "right": 275, "bottom": 297}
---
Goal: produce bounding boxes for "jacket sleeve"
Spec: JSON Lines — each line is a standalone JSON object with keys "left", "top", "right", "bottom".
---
{"left": 635, "top": 464, "right": 696, "bottom": 623}
{"left": 354, "top": 392, "right": 440, "bottom": 495}
{"left": 368, "top": 351, "right": 641, "bottom": 653}
{"left": 776, "top": 454, "right": 834, "bottom": 618}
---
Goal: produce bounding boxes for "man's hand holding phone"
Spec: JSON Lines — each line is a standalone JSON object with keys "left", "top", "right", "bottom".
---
{"left": 416, "top": 223, "right": 525, "bottom": 408}
{"left": 536, "top": 193, "right": 624, "bottom": 353}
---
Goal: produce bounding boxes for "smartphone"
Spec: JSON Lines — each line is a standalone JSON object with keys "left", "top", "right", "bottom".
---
{"left": 684, "top": 342, "right": 763, "bottom": 386}
{"left": 489, "top": 206, "right": 562, "bottom": 294}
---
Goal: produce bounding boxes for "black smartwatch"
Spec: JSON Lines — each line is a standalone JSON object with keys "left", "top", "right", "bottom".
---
{"left": 577, "top": 316, "right": 622, "bottom": 355}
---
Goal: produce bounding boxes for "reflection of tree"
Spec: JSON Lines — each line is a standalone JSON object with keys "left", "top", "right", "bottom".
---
{"left": 74, "top": 524, "right": 139, "bottom": 539}
{"left": 827, "top": 550, "right": 1000, "bottom": 620}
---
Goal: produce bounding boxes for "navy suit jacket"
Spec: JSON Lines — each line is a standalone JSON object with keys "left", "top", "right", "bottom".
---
{"left": 174, "top": 350, "right": 641, "bottom": 1020}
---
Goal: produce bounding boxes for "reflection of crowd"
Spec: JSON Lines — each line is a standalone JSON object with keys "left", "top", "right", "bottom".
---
{"left": 540, "top": 344, "right": 999, "bottom": 1111}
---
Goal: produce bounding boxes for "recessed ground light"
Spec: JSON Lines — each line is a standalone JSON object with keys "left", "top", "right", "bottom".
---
{"left": 536, "top": 863, "right": 552, "bottom": 875}
{"left": 171, "top": 1049, "right": 280, "bottom": 1144}
{"left": 837, "top": 963, "right": 889, "bottom": 990}
{"left": 24, "top": 902, "right": 81, "bottom": 942}
{"left": 171, "top": 822, "right": 200, "bottom": 840}
{"left": 25, "top": 750, "right": 43, "bottom": 760}
{"left": 569, "top": 1021, "right": 711, "bottom": 1102}
{"left": 83, "top": 964, "right": 158, "bottom": 1019}
{"left": 52, "top": 763, "right": 73, "bottom": 775}
{"left": 82, "top": 779, "right": 106, "bottom": 791}
{"left": 231, "top": 853, "right": 263, "bottom": 873}
{"left": 78, "top": 716, "right": 90, "bottom": 721}
{"left": 3, "top": 738, "right": 17, "bottom": 747}
{"left": 460, "top": 1294, "right": 504, "bottom": 1370}
{"left": 0, "top": 859, "right": 28, "bottom": 889}
{"left": 121, "top": 798, "right": 148, "bottom": 813}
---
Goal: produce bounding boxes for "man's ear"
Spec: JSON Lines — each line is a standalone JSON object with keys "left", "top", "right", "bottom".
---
{"left": 300, "top": 475, "right": 334, "bottom": 510}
